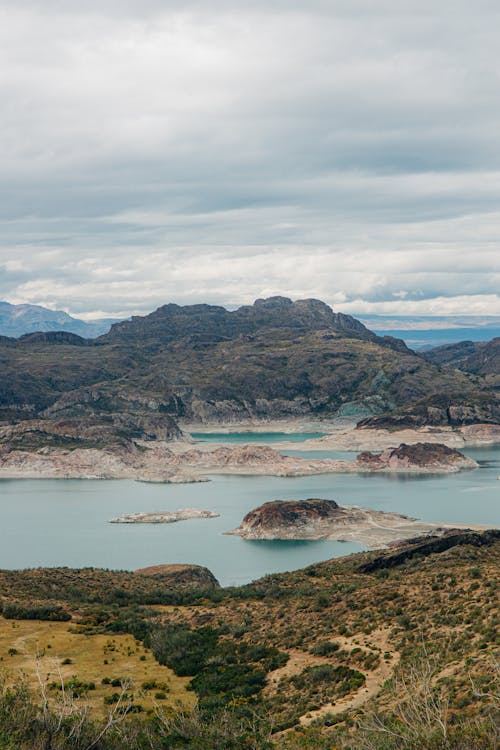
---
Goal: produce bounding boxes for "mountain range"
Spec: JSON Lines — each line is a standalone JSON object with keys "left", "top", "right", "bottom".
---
{"left": 0, "top": 296, "right": 498, "bottom": 451}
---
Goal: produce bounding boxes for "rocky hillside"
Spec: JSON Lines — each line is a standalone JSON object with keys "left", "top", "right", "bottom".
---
{"left": 0, "top": 298, "right": 496, "bottom": 448}
{"left": 358, "top": 392, "right": 500, "bottom": 429}
{"left": 423, "top": 336, "right": 500, "bottom": 388}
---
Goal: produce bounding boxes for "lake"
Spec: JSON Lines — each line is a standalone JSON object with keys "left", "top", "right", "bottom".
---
{"left": 0, "top": 441, "right": 498, "bottom": 586}
{"left": 191, "top": 431, "right": 328, "bottom": 443}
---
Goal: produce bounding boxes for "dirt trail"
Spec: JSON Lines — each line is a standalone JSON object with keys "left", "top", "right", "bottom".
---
{"left": 265, "top": 628, "right": 399, "bottom": 726}
{"left": 300, "top": 628, "right": 399, "bottom": 724}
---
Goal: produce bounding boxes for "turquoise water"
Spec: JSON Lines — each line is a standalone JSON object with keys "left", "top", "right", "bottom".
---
{"left": 0, "top": 446, "right": 498, "bottom": 586}
{"left": 191, "top": 432, "right": 328, "bottom": 443}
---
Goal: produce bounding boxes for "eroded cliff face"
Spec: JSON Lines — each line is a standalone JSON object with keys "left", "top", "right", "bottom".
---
{"left": 0, "top": 413, "right": 183, "bottom": 452}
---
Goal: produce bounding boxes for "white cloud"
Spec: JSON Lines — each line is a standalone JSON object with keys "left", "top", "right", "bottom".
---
{"left": 0, "top": 1, "right": 499, "bottom": 316}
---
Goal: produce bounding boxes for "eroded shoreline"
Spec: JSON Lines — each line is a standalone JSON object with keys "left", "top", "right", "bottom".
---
{"left": 0, "top": 437, "right": 479, "bottom": 482}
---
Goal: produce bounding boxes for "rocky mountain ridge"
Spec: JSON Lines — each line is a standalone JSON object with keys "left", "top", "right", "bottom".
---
{"left": 0, "top": 297, "right": 497, "bottom": 453}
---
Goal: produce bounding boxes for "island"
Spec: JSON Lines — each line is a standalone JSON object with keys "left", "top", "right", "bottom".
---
{"left": 110, "top": 508, "right": 220, "bottom": 523}
{"left": 226, "top": 498, "right": 486, "bottom": 549}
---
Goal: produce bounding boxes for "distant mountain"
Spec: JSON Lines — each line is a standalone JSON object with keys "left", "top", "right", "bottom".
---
{"left": 0, "top": 301, "right": 119, "bottom": 338}
{"left": 357, "top": 314, "right": 500, "bottom": 350}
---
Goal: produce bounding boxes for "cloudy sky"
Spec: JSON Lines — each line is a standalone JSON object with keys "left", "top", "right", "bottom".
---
{"left": 1, "top": 0, "right": 500, "bottom": 319}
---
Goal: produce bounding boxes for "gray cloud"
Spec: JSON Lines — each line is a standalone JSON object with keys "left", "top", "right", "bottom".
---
{"left": 0, "top": 1, "right": 499, "bottom": 316}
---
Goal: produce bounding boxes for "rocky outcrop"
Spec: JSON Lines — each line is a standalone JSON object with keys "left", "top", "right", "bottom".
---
{"left": 102, "top": 297, "right": 379, "bottom": 345}
{"left": 356, "top": 443, "right": 477, "bottom": 472}
{"left": 0, "top": 438, "right": 478, "bottom": 482}
{"left": 0, "top": 413, "right": 183, "bottom": 451}
{"left": 357, "top": 529, "right": 500, "bottom": 573}
{"left": 357, "top": 393, "right": 500, "bottom": 429}
{"left": 227, "top": 498, "right": 479, "bottom": 548}
{"left": 134, "top": 563, "right": 220, "bottom": 589}
{"left": 229, "top": 499, "right": 345, "bottom": 540}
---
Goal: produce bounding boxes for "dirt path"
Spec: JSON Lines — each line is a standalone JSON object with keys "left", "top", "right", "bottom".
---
{"left": 264, "top": 627, "right": 399, "bottom": 726}
{"left": 299, "top": 628, "right": 399, "bottom": 724}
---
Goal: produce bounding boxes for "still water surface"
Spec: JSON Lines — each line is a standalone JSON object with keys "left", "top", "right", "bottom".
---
{"left": 0, "top": 442, "right": 498, "bottom": 586}
{"left": 191, "top": 432, "right": 328, "bottom": 443}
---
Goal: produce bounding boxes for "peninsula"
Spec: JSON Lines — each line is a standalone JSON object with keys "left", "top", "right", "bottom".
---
{"left": 227, "top": 498, "right": 486, "bottom": 549}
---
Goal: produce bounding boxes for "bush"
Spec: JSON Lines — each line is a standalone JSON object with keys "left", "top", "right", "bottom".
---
{"left": 310, "top": 640, "right": 340, "bottom": 656}
{"left": 3, "top": 603, "right": 71, "bottom": 621}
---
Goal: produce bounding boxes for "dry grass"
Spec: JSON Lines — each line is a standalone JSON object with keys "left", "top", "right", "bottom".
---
{"left": 0, "top": 616, "right": 195, "bottom": 714}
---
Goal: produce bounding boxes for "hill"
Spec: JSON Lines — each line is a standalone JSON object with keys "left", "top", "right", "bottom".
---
{"left": 0, "top": 530, "right": 497, "bottom": 748}
{"left": 423, "top": 337, "right": 500, "bottom": 388}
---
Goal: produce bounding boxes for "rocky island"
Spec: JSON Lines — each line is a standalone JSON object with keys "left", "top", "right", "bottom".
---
{"left": 227, "top": 498, "right": 485, "bottom": 549}
{"left": 110, "top": 509, "right": 219, "bottom": 523}
{"left": 355, "top": 442, "right": 477, "bottom": 471}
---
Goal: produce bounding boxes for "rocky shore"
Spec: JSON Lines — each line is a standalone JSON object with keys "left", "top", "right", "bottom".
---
{"left": 0, "top": 439, "right": 477, "bottom": 481}
{"left": 227, "top": 498, "right": 489, "bottom": 549}
{"left": 271, "top": 421, "right": 500, "bottom": 451}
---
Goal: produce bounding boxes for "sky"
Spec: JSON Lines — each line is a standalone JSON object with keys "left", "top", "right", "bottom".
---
{"left": 1, "top": 0, "right": 500, "bottom": 320}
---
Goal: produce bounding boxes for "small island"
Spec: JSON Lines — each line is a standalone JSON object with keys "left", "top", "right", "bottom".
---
{"left": 227, "top": 498, "right": 483, "bottom": 549}
{"left": 110, "top": 508, "right": 220, "bottom": 524}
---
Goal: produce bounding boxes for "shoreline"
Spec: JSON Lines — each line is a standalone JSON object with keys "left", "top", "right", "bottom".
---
{"left": 0, "top": 421, "right": 496, "bottom": 482}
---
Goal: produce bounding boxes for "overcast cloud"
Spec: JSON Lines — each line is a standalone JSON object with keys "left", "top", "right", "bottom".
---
{"left": 1, "top": 0, "right": 499, "bottom": 318}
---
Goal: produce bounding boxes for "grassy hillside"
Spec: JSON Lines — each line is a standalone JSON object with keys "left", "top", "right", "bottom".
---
{"left": 0, "top": 530, "right": 497, "bottom": 749}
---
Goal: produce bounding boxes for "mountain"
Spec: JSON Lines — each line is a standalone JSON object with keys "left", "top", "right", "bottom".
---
{"left": 0, "top": 297, "right": 496, "bottom": 442}
{"left": 0, "top": 301, "right": 119, "bottom": 338}
{"left": 101, "top": 296, "right": 399, "bottom": 347}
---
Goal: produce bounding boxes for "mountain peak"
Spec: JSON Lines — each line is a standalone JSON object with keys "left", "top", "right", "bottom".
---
{"left": 102, "top": 296, "right": 377, "bottom": 345}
